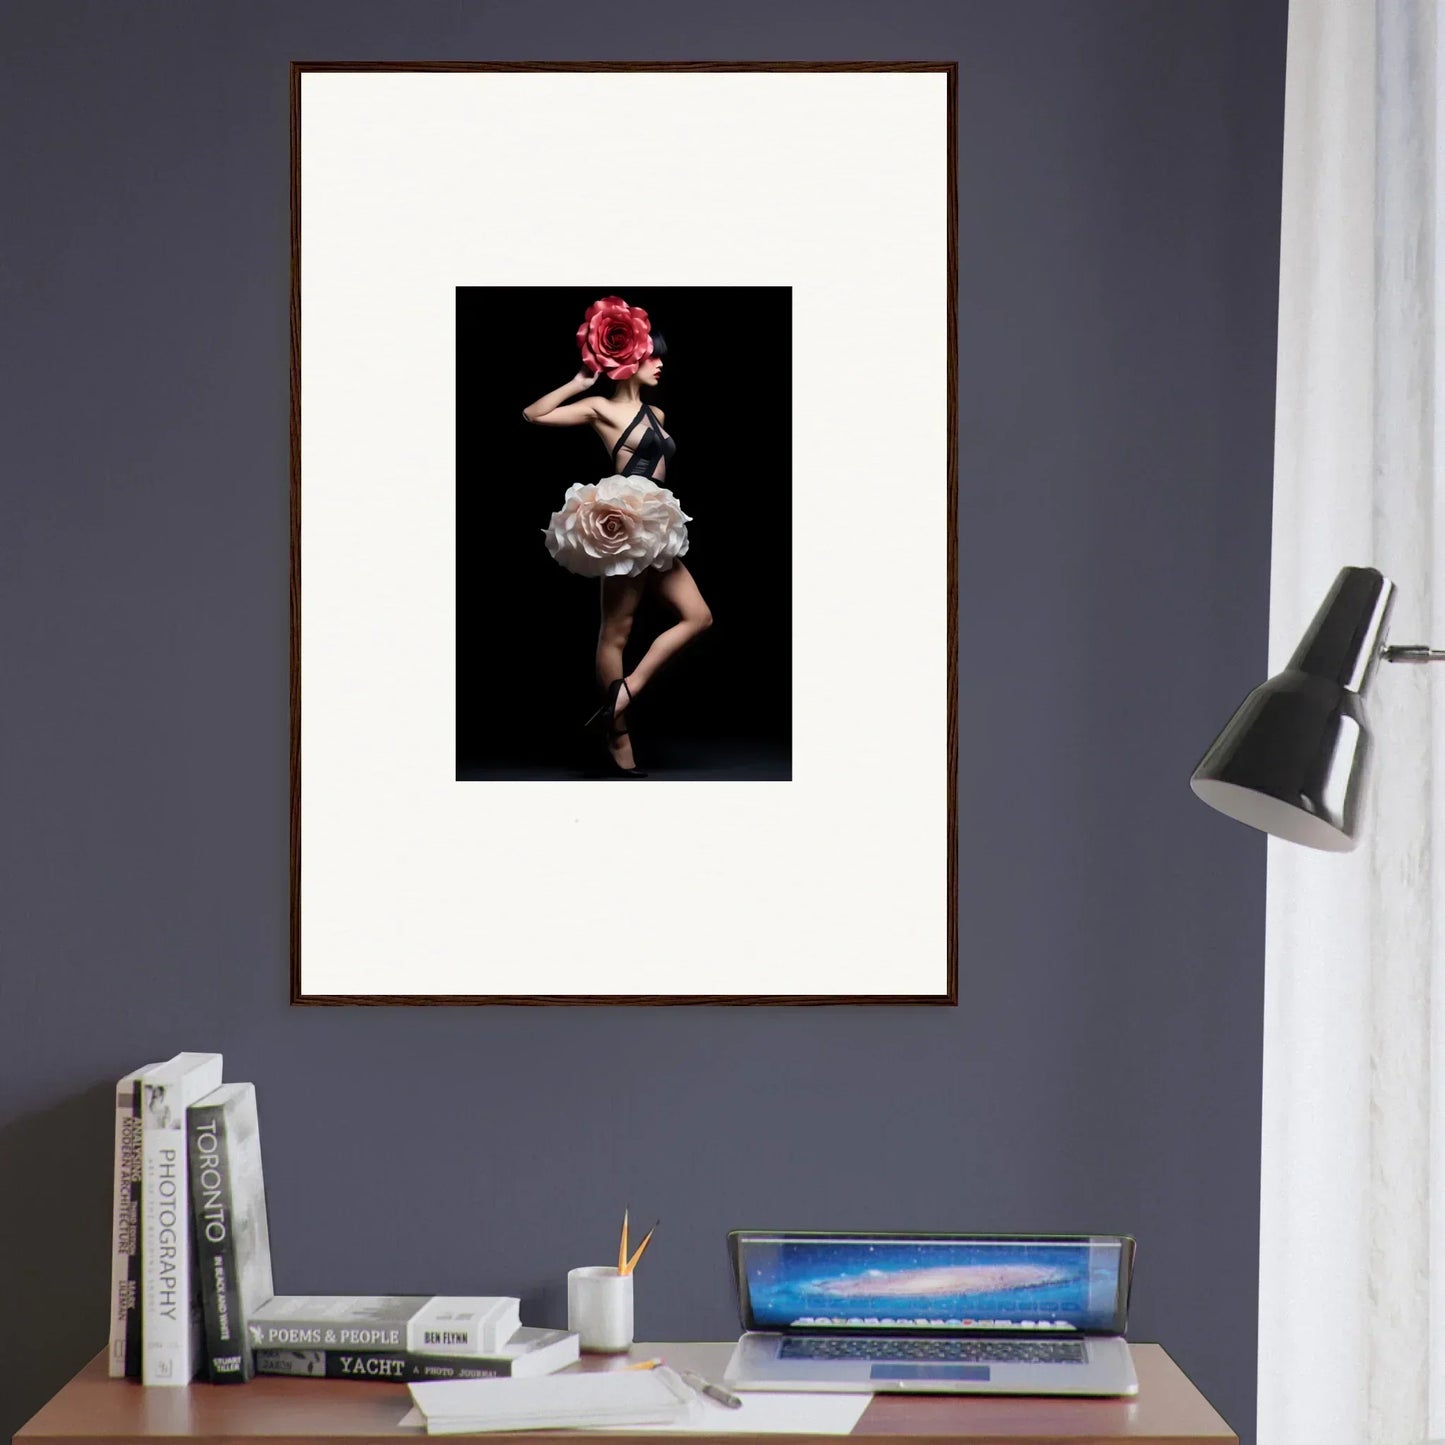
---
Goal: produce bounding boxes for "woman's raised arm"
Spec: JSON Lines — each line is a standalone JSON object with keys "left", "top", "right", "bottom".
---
{"left": 523, "top": 370, "right": 600, "bottom": 426}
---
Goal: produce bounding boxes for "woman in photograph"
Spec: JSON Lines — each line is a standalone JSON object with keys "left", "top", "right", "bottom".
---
{"left": 523, "top": 295, "right": 713, "bottom": 777}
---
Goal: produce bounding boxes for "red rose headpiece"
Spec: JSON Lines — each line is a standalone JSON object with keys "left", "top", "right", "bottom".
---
{"left": 576, "top": 295, "right": 654, "bottom": 381}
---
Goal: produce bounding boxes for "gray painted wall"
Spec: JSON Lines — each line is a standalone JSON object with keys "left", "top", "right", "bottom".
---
{"left": 0, "top": 3, "right": 1285, "bottom": 1441}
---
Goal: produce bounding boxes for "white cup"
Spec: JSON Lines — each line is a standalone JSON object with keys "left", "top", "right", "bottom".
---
{"left": 567, "top": 1265, "right": 634, "bottom": 1353}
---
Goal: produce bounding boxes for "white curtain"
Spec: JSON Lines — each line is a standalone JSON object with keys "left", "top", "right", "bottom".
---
{"left": 1261, "top": 3, "right": 1445, "bottom": 1444}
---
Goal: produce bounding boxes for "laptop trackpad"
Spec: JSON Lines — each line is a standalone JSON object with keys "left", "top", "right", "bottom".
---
{"left": 870, "top": 1365, "right": 990, "bottom": 1382}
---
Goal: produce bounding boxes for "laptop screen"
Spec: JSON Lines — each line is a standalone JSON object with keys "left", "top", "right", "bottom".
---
{"left": 731, "top": 1232, "right": 1133, "bottom": 1336}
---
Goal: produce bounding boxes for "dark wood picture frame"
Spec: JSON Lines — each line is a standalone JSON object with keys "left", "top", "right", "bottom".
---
{"left": 290, "top": 60, "right": 958, "bottom": 1006}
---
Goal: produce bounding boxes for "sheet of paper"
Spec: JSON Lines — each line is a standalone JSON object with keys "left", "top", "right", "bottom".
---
{"left": 608, "top": 1391, "right": 873, "bottom": 1434}
{"left": 399, "top": 1388, "right": 873, "bottom": 1434}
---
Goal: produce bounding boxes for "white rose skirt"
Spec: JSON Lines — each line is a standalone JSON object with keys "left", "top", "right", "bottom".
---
{"left": 544, "top": 474, "right": 691, "bottom": 579}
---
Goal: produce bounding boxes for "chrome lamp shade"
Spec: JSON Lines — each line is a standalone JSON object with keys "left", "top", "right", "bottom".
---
{"left": 1189, "top": 566, "right": 1395, "bottom": 852}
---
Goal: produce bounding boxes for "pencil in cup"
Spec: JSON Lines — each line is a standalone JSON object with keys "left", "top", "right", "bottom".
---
{"left": 622, "top": 1220, "right": 656, "bottom": 1275}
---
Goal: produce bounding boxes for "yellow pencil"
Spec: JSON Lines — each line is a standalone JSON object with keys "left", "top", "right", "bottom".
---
{"left": 623, "top": 1221, "right": 658, "bottom": 1275}
{"left": 618, "top": 1208, "right": 630, "bottom": 1274}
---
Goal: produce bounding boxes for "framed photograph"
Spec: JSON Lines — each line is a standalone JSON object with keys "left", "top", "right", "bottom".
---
{"left": 291, "top": 61, "right": 957, "bottom": 1004}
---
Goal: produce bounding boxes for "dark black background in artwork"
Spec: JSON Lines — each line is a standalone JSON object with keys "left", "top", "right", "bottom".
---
{"left": 455, "top": 285, "right": 793, "bottom": 780}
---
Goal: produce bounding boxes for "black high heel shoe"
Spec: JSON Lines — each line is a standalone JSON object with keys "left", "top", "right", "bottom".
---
{"left": 601, "top": 721, "right": 647, "bottom": 778}
{"left": 584, "top": 677, "right": 628, "bottom": 732}
{"left": 586, "top": 679, "right": 647, "bottom": 778}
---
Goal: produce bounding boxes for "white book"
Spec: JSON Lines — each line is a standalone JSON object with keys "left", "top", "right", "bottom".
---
{"left": 248, "top": 1296, "right": 521, "bottom": 1355}
{"left": 108, "top": 1063, "right": 160, "bottom": 1378}
{"left": 141, "top": 1052, "right": 223, "bottom": 1385}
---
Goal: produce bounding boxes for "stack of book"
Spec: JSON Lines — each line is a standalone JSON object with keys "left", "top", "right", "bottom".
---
{"left": 249, "top": 1300, "right": 578, "bottom": 1382}
{"left": 108, "top": 1052, "right": 577, "bottom": 1387}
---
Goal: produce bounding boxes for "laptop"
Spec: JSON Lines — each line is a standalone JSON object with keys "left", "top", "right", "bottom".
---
{"left": 722, "top": 1230, "right": 1138, "bottom": 1397}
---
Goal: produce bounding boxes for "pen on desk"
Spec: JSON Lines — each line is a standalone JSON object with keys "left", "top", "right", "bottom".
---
{"left": 679, "top": 1369, "right": 743, "bottom": 1409}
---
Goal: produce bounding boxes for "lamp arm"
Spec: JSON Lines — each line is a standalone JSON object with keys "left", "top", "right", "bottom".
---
{"left": 1383, "top": 645, "right": 1445, "bottom": 663}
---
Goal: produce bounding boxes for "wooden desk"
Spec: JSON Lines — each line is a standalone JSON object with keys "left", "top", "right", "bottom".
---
{"left": 15, "top": 1343, "right": 1236, "bottom": 1445}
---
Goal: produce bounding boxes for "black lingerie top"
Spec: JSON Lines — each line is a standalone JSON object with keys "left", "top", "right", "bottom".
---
{"left": 610, "top": 401, "right": 676, "bottom": 480}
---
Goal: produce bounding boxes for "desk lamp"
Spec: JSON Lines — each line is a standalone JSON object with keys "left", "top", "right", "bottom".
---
{"left": 1189, "top": 565, "right": 1444, "bottom": 851}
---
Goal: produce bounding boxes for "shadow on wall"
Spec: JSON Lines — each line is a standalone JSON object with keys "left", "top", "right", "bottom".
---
{"left": 0, "top": 1084, "right": 114, "bottom": 1439}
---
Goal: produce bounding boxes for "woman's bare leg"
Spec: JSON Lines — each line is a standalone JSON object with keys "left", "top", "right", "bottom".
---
{"left": 613, "top": 563, "right": 712, "bottom": 717}
{"left": 597, "top": 576, "right": 645, "bottom": 768}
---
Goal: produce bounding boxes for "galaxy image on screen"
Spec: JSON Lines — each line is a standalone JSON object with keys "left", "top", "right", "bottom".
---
{"left": 743, "top": 1238, "right": 1123, "bottom": 1332}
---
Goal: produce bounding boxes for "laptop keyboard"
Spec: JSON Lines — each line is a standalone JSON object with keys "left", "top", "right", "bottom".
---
{"left": 780, "top": 1336, "right": 1088, "bottom": 1366}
